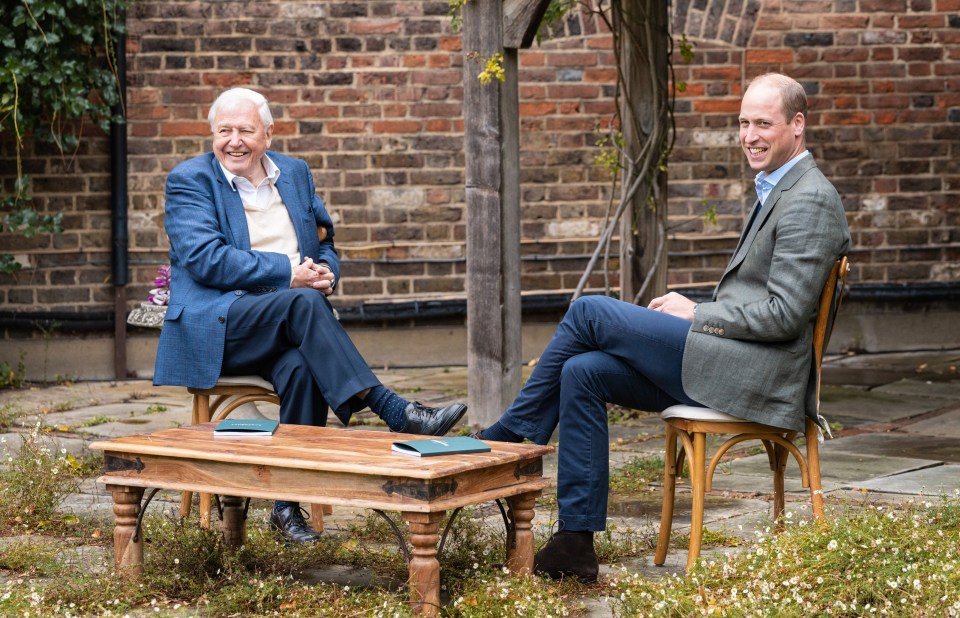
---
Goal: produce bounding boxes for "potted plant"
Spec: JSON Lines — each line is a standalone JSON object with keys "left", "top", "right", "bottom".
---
{"left": 126, "top": 266, "right": 169, "bottom": 329}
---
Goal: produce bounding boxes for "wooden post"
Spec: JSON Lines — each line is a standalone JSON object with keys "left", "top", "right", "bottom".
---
{"left": 462, "top": 0, "right": 552, "bottom": 428}
{"left": 462, "top": 0, "right": 518, "bottom": 428}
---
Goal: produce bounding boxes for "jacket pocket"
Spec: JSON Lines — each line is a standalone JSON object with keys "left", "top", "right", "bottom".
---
{"left": 163, "top": 304, "right": 184, "bottom": 322}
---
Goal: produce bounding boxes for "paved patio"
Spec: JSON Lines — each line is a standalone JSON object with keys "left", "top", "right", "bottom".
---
{"left": 1, "top": 348, "right": 958, "bottom": 615}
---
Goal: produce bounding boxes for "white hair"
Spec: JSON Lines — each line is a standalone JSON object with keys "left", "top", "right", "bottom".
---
{"left": 207, "top": 88, "right": 274, "bottom": 130}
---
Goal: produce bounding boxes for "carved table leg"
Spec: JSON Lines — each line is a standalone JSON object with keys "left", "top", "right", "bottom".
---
{"left": 402, "top": 511, "right": 445, "bottom": 617}
{"left": 107, "top": 484, "right": 145, "bottom": 578}
{"left": 220, "top": 495, "right": 247, "bottom": 549}
{"left": 505, "top": 490, "right": 541, "bottom": 574}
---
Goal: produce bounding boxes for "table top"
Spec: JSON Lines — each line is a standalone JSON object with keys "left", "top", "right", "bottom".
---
{"left": 90, "top": 423, "right": 553, "bottom": 481}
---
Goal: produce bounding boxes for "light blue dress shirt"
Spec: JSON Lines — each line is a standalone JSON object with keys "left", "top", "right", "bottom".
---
{"left": 755, "top": 150, "right": 810, "bottom": 206}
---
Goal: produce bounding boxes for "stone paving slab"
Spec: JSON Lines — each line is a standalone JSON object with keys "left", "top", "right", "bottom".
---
{"left": 823, "top": 430, "right": 960, "bottom": 464}
{"left": 902, "top": 409, "right": 960, "bottom": 438}
{"left": 818, "top": 383, "right": 954, "bottom": 426}
{"left": 716, "top": 449, "right": 932, "bottom": 485}
{"left": 847, "top": 463, "right": 960, "bottom": 496}
{"left": 872, "top": 378, "right": 960, "bottom": 399}
{"left": 19, "top": 401, "right": 190, "bottom": 434}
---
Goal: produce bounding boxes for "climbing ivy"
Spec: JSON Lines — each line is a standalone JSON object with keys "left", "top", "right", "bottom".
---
{"left": 0, "top": 0, "right": 127, "bottom": 273}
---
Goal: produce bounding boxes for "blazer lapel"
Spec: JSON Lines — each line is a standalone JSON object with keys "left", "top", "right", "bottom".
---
{"left": 210, "top": 157, "right": 251, "bottom": 250}
{"left": 717, "top": 156, "right": 819, "bottom": 290}
{"left": 273, "top": 158, "right": 312, "bottom": 260}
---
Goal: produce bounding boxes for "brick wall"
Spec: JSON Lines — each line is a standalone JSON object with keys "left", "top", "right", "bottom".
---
{"left": 1, "top": 0, "right": 958, "bottom": 325}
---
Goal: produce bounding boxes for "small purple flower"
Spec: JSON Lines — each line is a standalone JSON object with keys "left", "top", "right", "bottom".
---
{"left": 148, "top": 265, "right": 171, "bottom": 306}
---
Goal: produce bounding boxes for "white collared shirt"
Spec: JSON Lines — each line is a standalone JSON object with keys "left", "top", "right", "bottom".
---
{"left": 755, "top": 150, "right": 810, "bottom": 206}
{"left": 218, "top": 155, "right": 282, "bottom": 211}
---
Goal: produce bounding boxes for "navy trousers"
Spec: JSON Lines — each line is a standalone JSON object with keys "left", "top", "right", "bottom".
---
{"left": 498, "top": 295, "right": 702, "bottom": 531}
{"left": 221, "top": 289, "right": 379, "bottom": 427}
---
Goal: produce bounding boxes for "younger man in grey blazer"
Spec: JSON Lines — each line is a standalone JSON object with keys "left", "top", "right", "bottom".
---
{"left": 476, "top": 73, "right": 851, "bottom": 582}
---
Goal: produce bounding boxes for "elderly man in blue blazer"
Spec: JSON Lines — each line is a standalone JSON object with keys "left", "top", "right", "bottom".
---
{"left": 474, "top": 73, "right": 851, "bottom": 582}
{"left": 154, "top": 88, "right": 466, "bottom": 543}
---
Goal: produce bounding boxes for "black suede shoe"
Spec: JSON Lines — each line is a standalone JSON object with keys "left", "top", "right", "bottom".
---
{"left": 396, "top": 402, "right": 467, "bottom": 436}
{"left": 269, "top": 505, "right": 321, "bottom": 543}
{"left": 534, "top": 531, "right": 599, "bottom": 584}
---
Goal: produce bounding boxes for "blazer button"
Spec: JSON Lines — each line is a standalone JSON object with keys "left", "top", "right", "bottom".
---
{"left": 235, "top": 290, "right": 243, "bottom": 296}
{"left": 718, "top": 328, "right": 725, "bottom": 336}
{"left": 702, "top": 325, "right": 710, "bottom": 332}
{"left": 218, "top": 316, "right": 225, "bottom": 324}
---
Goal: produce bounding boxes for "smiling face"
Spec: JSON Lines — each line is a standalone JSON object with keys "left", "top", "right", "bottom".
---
{"left": 739, "top": 81, "right": 805, "bottom": 174}
{"left": 211, "top": 99, "right": 273, "bottom": 184}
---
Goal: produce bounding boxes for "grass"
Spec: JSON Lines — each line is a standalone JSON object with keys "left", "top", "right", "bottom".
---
{"left": 608, "top": 454, "right": 665, "bottom": 494}
{"left": 607, "top": 495, "right": 960, "bottom": 617}
{"left": 76, "top": 414, "right": 118, "bottom": 428}
{"left": 0, "top": 402, "right": 24, "bottom": 431}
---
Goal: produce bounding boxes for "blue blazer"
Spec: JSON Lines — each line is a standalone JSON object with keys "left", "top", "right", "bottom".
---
{"left": 153, "top": 151, "right": 339, "bottom": 389}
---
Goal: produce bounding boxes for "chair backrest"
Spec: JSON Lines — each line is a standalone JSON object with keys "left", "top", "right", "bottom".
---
{"left": 812, "top": 256, "right": 850, "bottom": 392}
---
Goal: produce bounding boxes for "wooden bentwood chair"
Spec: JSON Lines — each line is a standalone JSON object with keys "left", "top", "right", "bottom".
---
{"left": 655, "top": 256, "right": 849, "bottom": 572}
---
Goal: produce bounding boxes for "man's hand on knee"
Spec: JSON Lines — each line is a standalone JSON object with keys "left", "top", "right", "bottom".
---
{"left": 648, "top": 292, "right": 697, "bottom": 321}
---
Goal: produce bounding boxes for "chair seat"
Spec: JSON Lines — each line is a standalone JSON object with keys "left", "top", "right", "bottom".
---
{"left": 661, "top": 404, "right": 750, "bottom": 422}
{"left": 214, "top": 375, "right": 275, "bottom": 390}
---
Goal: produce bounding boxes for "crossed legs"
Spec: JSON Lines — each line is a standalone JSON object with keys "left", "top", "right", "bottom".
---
{"left": 495, "top": 295, "right": 700, "bottom": 530}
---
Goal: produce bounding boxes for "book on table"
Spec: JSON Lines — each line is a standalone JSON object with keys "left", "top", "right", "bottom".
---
{"left": 391, "top": 436, "right": 491, "bottom": 457}
{"left": 213, "top": 418, "right": 279, "bottom": 437}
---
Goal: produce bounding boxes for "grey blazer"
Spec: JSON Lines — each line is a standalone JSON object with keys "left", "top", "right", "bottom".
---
{"left": 682, "top": 156, "right": 851, "bottom": 431}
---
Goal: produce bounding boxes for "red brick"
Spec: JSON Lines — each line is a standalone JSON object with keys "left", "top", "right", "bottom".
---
{"left": 745, "top": 49, "right": 794, "bottom": 64}
{"left": 545, "top": 52, "right": 599, "bottom": 67}
{"left": 519, "top": 102, "right": 557, "bottom": 116}
{"left": 159, "top": 121, "right": 209, "bottom": 136}
{"left": 349, "top": 19, "right": 403, "bottom": 35}
{"left": 372, "top": 120, "right": 422, "bottom": 133}
{"left": 693, "top": 99, "right": 742, "bottom": 114}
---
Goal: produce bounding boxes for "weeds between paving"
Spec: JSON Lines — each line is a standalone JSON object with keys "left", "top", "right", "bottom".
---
{"left": 2, "top": 413, "right": 960, "bottom": 616}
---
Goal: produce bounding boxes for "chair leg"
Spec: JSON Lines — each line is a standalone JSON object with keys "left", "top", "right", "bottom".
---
{"left": 771, "top": 442, "right": 789, "bottom": 527}
{"left": 310, "top": 504, "right": 326, "bottom": 533}
{"left": 654, "top": 425, "right": 679, "bottom": 565}
{"left": 685, "top": 432, "right": 707, "bottom": 572}
{"left": 806, "top": 420, "right": 826, "bottom": 520}
{"left": 180, "top": 393, "right": 208, "bottom": 520}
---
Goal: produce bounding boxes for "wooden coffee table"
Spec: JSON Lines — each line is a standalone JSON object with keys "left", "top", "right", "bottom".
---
{"left": 91, "top": 424, "right": 552, "bottom": 616}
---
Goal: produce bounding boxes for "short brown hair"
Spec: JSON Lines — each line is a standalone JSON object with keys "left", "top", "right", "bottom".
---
{"left": 748, "top": 73, "right": 808, "bottom": 120}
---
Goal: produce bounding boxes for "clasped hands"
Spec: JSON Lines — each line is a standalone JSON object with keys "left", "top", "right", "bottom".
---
{"left": 647, "top": 291, "right": 697, "bottom": 321}
{"left": 292, "top": 257, "right": 335, "bottom": 295}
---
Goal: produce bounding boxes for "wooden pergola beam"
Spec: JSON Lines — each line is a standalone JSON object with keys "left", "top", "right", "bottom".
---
{"left": 503, "top": 0, "right": 553, "bottom": 49}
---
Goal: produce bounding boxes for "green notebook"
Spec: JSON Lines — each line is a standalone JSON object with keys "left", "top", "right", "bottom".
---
{"left": 391, "top": 436, "right": 491, "bottom": 457}
{"left": 214, "top": 418, "right": 279, "bottom": 437}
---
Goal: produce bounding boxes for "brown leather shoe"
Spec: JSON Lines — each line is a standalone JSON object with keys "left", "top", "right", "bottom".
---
{"left": 534, "top": 531, "right": 599, "bottom": 584}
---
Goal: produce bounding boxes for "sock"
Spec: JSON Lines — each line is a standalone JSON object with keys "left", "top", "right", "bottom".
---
{"left": 274, "top": 500, "right": 298, "bottom": 512}
{"left": 479, "top": 421, "right": 524, "bottom": 443}
{"left": 365, "top": 384, "right": 410, "bottom": 431}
